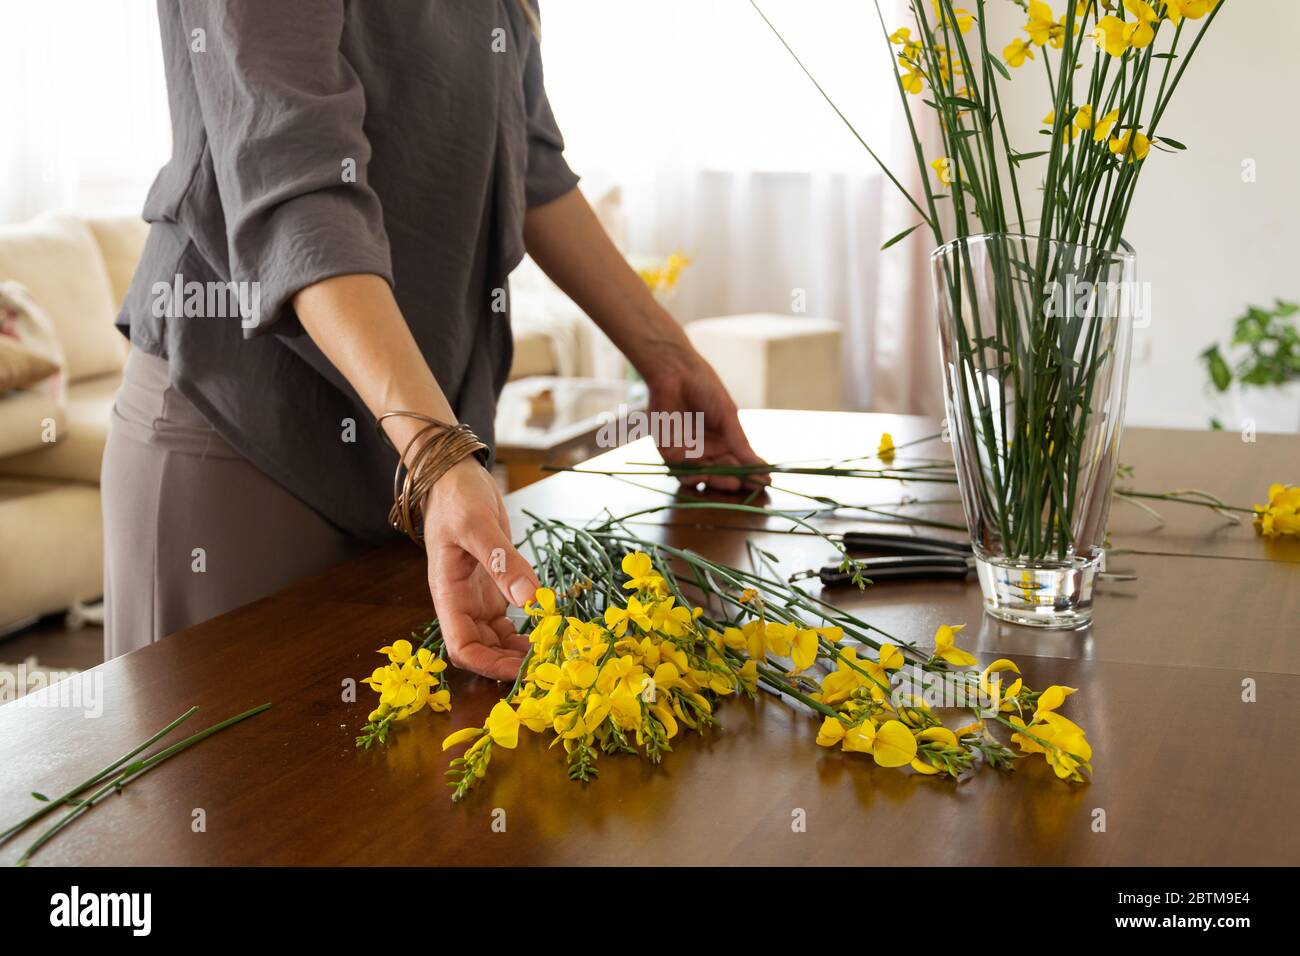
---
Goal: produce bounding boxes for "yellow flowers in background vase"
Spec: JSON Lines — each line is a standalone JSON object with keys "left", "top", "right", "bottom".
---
{"left": 634, "top": 251, "right": 691, "bottom": 302}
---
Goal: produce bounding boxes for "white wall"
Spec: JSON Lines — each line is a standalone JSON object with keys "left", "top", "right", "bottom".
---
{"left": 989, "top": 0, "right": 1300, "bottom": 429}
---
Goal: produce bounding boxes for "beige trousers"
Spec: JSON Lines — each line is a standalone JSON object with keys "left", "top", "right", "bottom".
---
{"left": 101, "top": 349, "right": 365, "bottom": 659}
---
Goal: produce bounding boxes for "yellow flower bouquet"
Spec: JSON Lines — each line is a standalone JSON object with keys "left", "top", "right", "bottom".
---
{"left": 357, "top": 506, "right": 1092, "bottom": 801}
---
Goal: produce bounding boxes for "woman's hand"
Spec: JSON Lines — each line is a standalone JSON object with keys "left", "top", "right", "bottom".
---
{"left": 520, "top": 191, "right": 769, "bottom": 493}
{"left": 645, "top": 354, "right": 770, "bottom": 493}
{"left": 422, "top": 458, "right": 539, "bottom": 681}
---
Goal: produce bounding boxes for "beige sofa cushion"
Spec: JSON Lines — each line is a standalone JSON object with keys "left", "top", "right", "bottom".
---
{"left": 0, "top": 389, "right": 65, "bottom": 459}
{"left": 0, "top": 372, "right": 119, "bottom": 483}
{"left": 509, "top": 326, "right": 560, "bottom": 381}
{"left": 0, "top": 214, "right": 126, "bottom": 382}
{"left": 85, "top": 213, "right": 150, "bottom": 307}
{"left": 0, "top": 338, "right": 58, "bottom": 391}
{"left": 0, "top": 478, "right": 103, "bottom": 629}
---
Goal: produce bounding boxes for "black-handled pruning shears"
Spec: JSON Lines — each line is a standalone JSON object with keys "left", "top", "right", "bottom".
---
{"left": 791, "top": 531, "right": 974, "bottom": 587}
{"left": 791, "top": 530, "right": 1137, "bottom": 588}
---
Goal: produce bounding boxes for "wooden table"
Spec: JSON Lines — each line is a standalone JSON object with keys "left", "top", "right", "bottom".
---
{"left": 2, "top": 410, "right": 1297, "bottom": 866}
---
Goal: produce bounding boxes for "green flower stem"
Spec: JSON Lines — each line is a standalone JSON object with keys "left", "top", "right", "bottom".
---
{"left": 1115, "top": 489, "right": 1255, "bottom": 516}
{"left": 16, "top": 703, "right": 271, "bottom": 866}
{"left": 0, "top": 706, "right": 199, "bottom": 847}
{"left": 747, "top": 0, "right": 935, "bottom": 231}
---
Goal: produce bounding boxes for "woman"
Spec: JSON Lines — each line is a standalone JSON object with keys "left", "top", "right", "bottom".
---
{"left": 104, "top": 0, "right": 766, "bottom": 680}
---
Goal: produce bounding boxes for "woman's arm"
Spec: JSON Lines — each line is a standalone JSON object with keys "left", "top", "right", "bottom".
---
{"left": 171, "top": 1, "right": 538, "bottom": 681}
{"left": 523, "top": 188, "right": 769, "bottom": 490}
{"left": 294, "top": 275, "right": 538, "bottom": 680}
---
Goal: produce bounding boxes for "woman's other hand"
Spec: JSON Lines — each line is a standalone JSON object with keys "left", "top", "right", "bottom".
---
{"left": 422, "top": 458, "right": 539, "bottom": 681}
{"left": 645, "top": 355, "right": 770, "bottom": 494}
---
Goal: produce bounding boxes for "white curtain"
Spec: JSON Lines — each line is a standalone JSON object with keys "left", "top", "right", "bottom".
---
{"left": 0, "top": 0, "right": 170, "bottom": 222}
{"left": 541, "top": 0, "right": 942, "bottom": 414}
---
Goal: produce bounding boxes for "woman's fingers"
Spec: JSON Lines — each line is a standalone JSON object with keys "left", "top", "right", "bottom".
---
{"left": 679, "top": 451, "right": 742, "bottom": 492}
{"left": 491, "top": 614, "right": 533, "bottom": 654}
{"left": 455, "top": 514, "right": 540, "bottom": 608}
{"left": 721, "top": 413, "right": 771, "bottom": 484}
{"left": 440, "top": 613, "right": 526, "bottom": 681}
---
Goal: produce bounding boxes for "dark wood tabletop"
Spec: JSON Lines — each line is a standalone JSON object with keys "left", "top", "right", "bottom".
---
{"left": 2, "top": 410, "right": 1297, "bottom": 866}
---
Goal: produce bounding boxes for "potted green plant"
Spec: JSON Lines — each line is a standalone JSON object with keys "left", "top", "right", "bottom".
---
{"left": 1201, "top": 299, "right": 1300, "bottom": 433}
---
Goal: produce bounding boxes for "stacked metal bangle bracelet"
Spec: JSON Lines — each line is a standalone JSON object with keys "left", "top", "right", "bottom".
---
{"left": 376, "top": 410, "right": 487, "bottom": 544}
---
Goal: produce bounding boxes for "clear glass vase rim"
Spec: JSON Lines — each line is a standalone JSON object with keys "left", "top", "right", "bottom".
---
{"left": 930, "top": 231, "right": 1136, "bottom": 264}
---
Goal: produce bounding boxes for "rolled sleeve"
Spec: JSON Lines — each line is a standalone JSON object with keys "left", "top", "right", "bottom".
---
{"left": 522, "top": 4, "right": 580, "bottom": 208}
{"left": 180, "top": 0, "right": 392, "bottom": 334}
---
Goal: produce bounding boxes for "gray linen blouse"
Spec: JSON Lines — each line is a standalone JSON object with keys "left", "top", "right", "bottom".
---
{"left": 117, "top": 0, "right": 579, "bottom": 543}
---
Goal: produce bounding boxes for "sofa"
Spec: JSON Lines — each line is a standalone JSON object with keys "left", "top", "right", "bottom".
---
{"left": 0, "top": 211, "right": 620, "bottom": 635}
{"left": 0, "top": 213, "right": 138, "bottom": 634}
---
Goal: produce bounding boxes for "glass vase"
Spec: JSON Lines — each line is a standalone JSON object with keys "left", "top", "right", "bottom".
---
{"left": 931, "top": 233, "right": 1137, "bottom": 628}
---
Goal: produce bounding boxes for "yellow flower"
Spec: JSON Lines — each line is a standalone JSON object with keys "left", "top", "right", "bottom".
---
{"left": 1011, "top": 713, "right": 1092, "bottom": 780}
{"left": 932, "top": 624, "right": 977, "bottom": 666}
{"left": 877, "top": 643, "right": 905, "bottom": 670}
{"left": 900, "top": 64, "right": 924, "bottom": 95}
{"left": 1024, "top": 1, "right": 1065, "bottom": 48}
{"left": 737, "top": 659, "right": 759, "bottom": 693}
{"left": 843, "top": 722, "right": 877, "bottom": 754}
{"left": 411, "top": 647, "right": 447, "bottom": 683}
{"left": 816, "top": 716, "right": 846, "bottom": 747}
{"left": 1044, "top": 109, "right": 1078, "bottom": 144}
{"left": 910, "top": 726, "right": 960, "bottom": 775}
{"left": 649, "top": 597, "right": 694, "bottom": 637}
{"left": 561, "top": 658, "right": 598, "bottom": 690}
{"left": 1164, "top": 0, "right": 1217, "bottom": 25}
{"left": 878, "top": 432, "right": 896, "bottom": 463}
{"left": 889, "top": 26, "right": 912, "bottom": 45}
{"left": 364, "top": 663, "right": 417, "bottom": 709}
{"left": 1034, "top": 684, "right": 1078, "bottom": 722}
{"left": 1091, "top": 107, "right": 1120, "bottom": 142}
{"left": 604, "top": 595, "right": 653, "bottom": 636}
{"left": 378, "top": 638, "right": 413, "bottom": 664}
{"left": 818, "top": 646, "right": 870, "bottom": 706}
{"left": 552, "top": 709, "right": 587, "bottom": 740}
{"left": 1122, "top": 0, "right": 1159, "bottom": 48}
{"left": 790, "top": 627, "right": 820, "bottom": 673}
{"left": 529, "top": 614, "right": 562, "bottom": 651}
{"left": 871, "top": 719, "right": 919, "bottom": 767}
{"left": 980, "top": 658, "right": 1024, "bottom": 712}
{"left": 1109, "top": 130, "right": 1152, "bottom": 162}
{"left": 441, "top": 725, "right": 485, "bottom": 751}
{"left": 515, "top": 696, "right": 549, "bottom": 732}
{"left": 931, "top": 156, "right": 954, "bottom": 187}
{"left": 524, "top": 587, "right": 557, "bottom": 618}
{"left": 1254, "top": 483, "right": 1300, "bottom": 536}
{"left": 1004, "top": 37, "right": 1035, "bottom": 68}
{"left": 933, "top": 0, "right": 974, "bottom": 34}
{"left": 486, "top": 701, "right": 521, "bottom": 749}
{"left": 764, "top": 620, "right": 796, "bottom": 657}
{"left": 1092, "top": 15, "right": 1128, "bottom": 56}
{"left": 621, "top": 552, "right": 666, "bottom": 594}
{"left": 650, "top": 699, "right": 679, "bottom": 738}
{"left": 818, "top": 625, "right": 845, "bottom": 644}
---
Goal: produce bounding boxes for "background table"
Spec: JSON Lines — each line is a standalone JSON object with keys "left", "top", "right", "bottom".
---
{"left": 1, "top": 411, "right": 1297, "bottom": 866}
{"left": 493, "top": 375, "right": 647, "bottom": 490}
